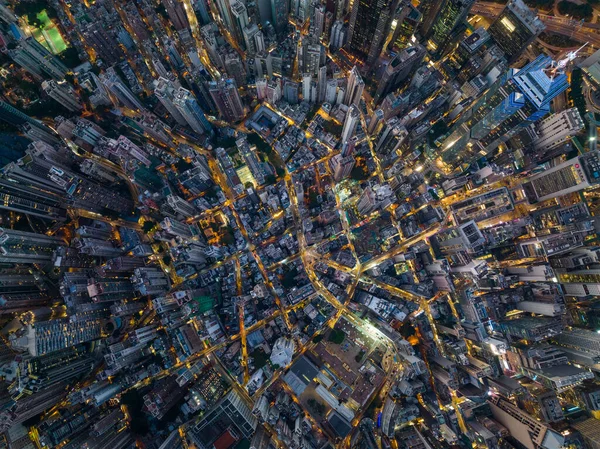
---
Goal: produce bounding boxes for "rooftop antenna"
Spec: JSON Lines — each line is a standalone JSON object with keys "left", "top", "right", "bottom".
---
{"left": 546, "top": 42, "right": 588, "bottom": 79}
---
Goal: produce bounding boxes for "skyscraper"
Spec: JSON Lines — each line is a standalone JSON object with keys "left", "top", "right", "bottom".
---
{"left": 231, "top": 1, "right": 250, "bottom": 47}
{"left": 42, "top": 80, "right": 83, "bottom": 112}
{"left": 488, "top": 0, "right": 545, "bottom": 63}
{"left": 0, "top": 228, "right": 64, "bottom": 265}
{"left": 388, "top": 1, "right": 421, "bottom": 51}
{"left": 9, "top": 317, "right": 103, "bottom": 356}
{"left": 341, "top": 105, "right": 360, "bottom": 143}
{"left": 299, "top": 40, "right": 325, "bottom": 76}
{"left": 522, "top": 151, "right": 600, "bottom": 203}
{"left": 8, "top": 37, "right": 68, "bottom": 81}
{"left": 329, "top": 153, "right": 355, "bottom": 181}
{"left": 243, "top": 24, "right": 265, "bottom": 55}
{"left": 438, "top": 55, "right": 570, "bottom": 173}
{"left": 531, "top": 108, "right": 585, "bottom": 155}
{"left": 426, "top": 0, "right": 474, "bottom": 57}
{"left": 343, "top": 66, "right": 364, "bottom": 106}
{"left": 375, "top": 44, "right": 425, "bottom": 102}
{"left": 100, "top": 67, "right": 145, "bottom": 112}
{"left": 271, "top": 0, "right": 289, "bottom": 34}
{"left": 347, "top": 0, "right": 398, "bottom": 65}
{"left": 208, "top": 79, "right": 245, "bottom": 122}
{"left": 188, "top": 390, "right": 258, "bottom": 448}
{"left": 155, "top": 77, "right": 188, "bottom": 126}
{"left": 0, "top": 178, "right": 67, "bottom": 221}
{"left": 173, "top": 87, "right": 214, "bottom": 135}
{"left": 162, "top": 0, "right": 190, "bottom": 30}
{"left": 317, "top": 65, "right": 327, "bottom": 103}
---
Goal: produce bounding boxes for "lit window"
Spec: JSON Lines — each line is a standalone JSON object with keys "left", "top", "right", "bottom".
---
{"left": 500, "top": 17, "right": 515, "bottom": 32}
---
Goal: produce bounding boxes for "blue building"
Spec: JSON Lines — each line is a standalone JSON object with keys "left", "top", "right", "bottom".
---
{"left": 437, "top": 55, "right": 569, "bottom": 173}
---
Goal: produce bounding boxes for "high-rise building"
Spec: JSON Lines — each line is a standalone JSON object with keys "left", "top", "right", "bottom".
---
{"left": 437, "top": 55, "right": 570, "bottom": 173}
{"left": 552, "top": 328, "right": 600, "bottom": 368}
{"left": 162, "top": 0, "right": 190, "bottom": 30}
{"left": 433, "top": 221, "right": 485, "bottom": 257}
{"left": 302, "top": 73, "right": 312, "bottom": 101}
{"left": 271, "top": 0, "right": 289, "bottom": 33}
{"left": 375, "top": 120, "right": 408, "bottom": 156}
{"left": 0, "top": 382, "right": 69, "bottom": 432}
{"left": 244, "top": 24, "right": 265, "bottom": 55}
{"left": 155, "top": 77, "right": 188, "bottom": 125}
{"left": 224, "top": 53, "right": 247, "bottom": 88}
{"left": 313, "top": 4, "right": 326, "bottom": 38}
{"left": 488, "top": 395, "right": 564, "bottom": 449}
{"left": 299, "top": 40, "right": 326, "bottom": 76}
{"left": 131, "top": 267, "right": 171, "bottom": 296}
{"left": 329, "top": 20, "right": 344, "bottom": 49}
{"left": 531, "top": 108, "right": 585, "bottom": 154}
{"left": 167, "top": 194, "right": 199, "bottom": 218}
{"left": 194, "top": 0, "right": 212, "bottom": 24}
{"left": 448, "top": 27, "right": 491, "bottom": 72}
{"left": 317, "top": 65, "right": 327, "bottom": 103}
{"left": 389, "top": 1, "right": 421, "bottom": 51}
{"left": 357, "top": 186, "right": 377, "bottom": 215}
{"left": 0, "top": 228, "right": 64, "bottom": 265}
{"left": 343, "top": 66, "right": 364, "bottom": 106}
{"left": 208, "top": 79, "right": 245, "bottom": 122}
{"left": 329, "top": 153, "right": 355, "bottom": 181}
{"left": 325, "top": 79, "right": 338, "bottom": 104}
{"left": 231, "top": 1, "right": 250, "bottom": 46}
{"left": 341, "top": 104, "right": 360, "bottom": 142}
{"left": 426, "top": 0, "right": 473, "bottom": 57}
{"left": 3, "top": 152, "right": 133, "bottom": 214}
{"left": 42, "top": 80, "right": 83, "bottom": 112}
{"left": 173, "top": 87, "right": 214, "bottom": 135}
{"left": 488, "top": 0, "right": 545, "bottom": 63}
{"left": 8, "top": 37, "right": 68, "bottom": 81}
{"left": 9, "top": 317, "right": 103, "bottom": 356}
{"left": 375, "top": 44, "right": 425, "bottom": 102}
{"left": 0, "top": 101, "right": 55, "bottom": 137}
{"left": 0, "top": 178, "right": 67, "bottom": 220}
{"left": 161, "top": 217, "right": 198, "bottom": 239}
{"left": 283, "top": 80, "right": 300, "bottom": 104}
{"left": 81, "top": 23, "right": 123, "bottom": 65}
{"left": 187, "top": 390, "right": 258, "bottom": 448}
{"left": 100, "top": 67, "right": 145, "bottom": 112}
{"left": 368, "top": 109, "right": 385, "bottom": 135}
{"left": 522, "top": 151, "right": 600, "bottom": 203}
{"left": 347, "top": 0, "right": 398, "bottom": 65}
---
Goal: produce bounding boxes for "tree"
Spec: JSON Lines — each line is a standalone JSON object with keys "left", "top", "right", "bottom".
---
{"left": 143, "top": 220, "right": 157, "bottom": 233}
{"left": 281, "top": 267, "right": 299, "bottom": 288}
{"left": 328, "top": 329, "right": 345, "bottom": 344}
{"left": 244, "top": 182, "right": 254, "bottom": 189}
{"left": 221, "top": 225, "right": 235, "bottom": 245}
{"left": 176, "top": 159, "right": 194, "bottom": 173}
{"left": 557, "top": 1, "right": 592, "bottom": 19}
{"left": 350, "top": 163, "right": 369, "bottom": 181}
{"left": 58, "top": 48, "right": 82, "bottom": 69}
{"left": 308, "top": 189, "right": 320, "bottom": 208}
{"left": 162, "top": 255, "right": 172, "bottom": 265}
{"left": 355, "top": 350, "right": 365, "bottom": 363}
{"left": 322, "top": 120, "right": 342, "bottom": 136}
{"left": 155, "top": 4, "right": 168, "bottom": 18}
